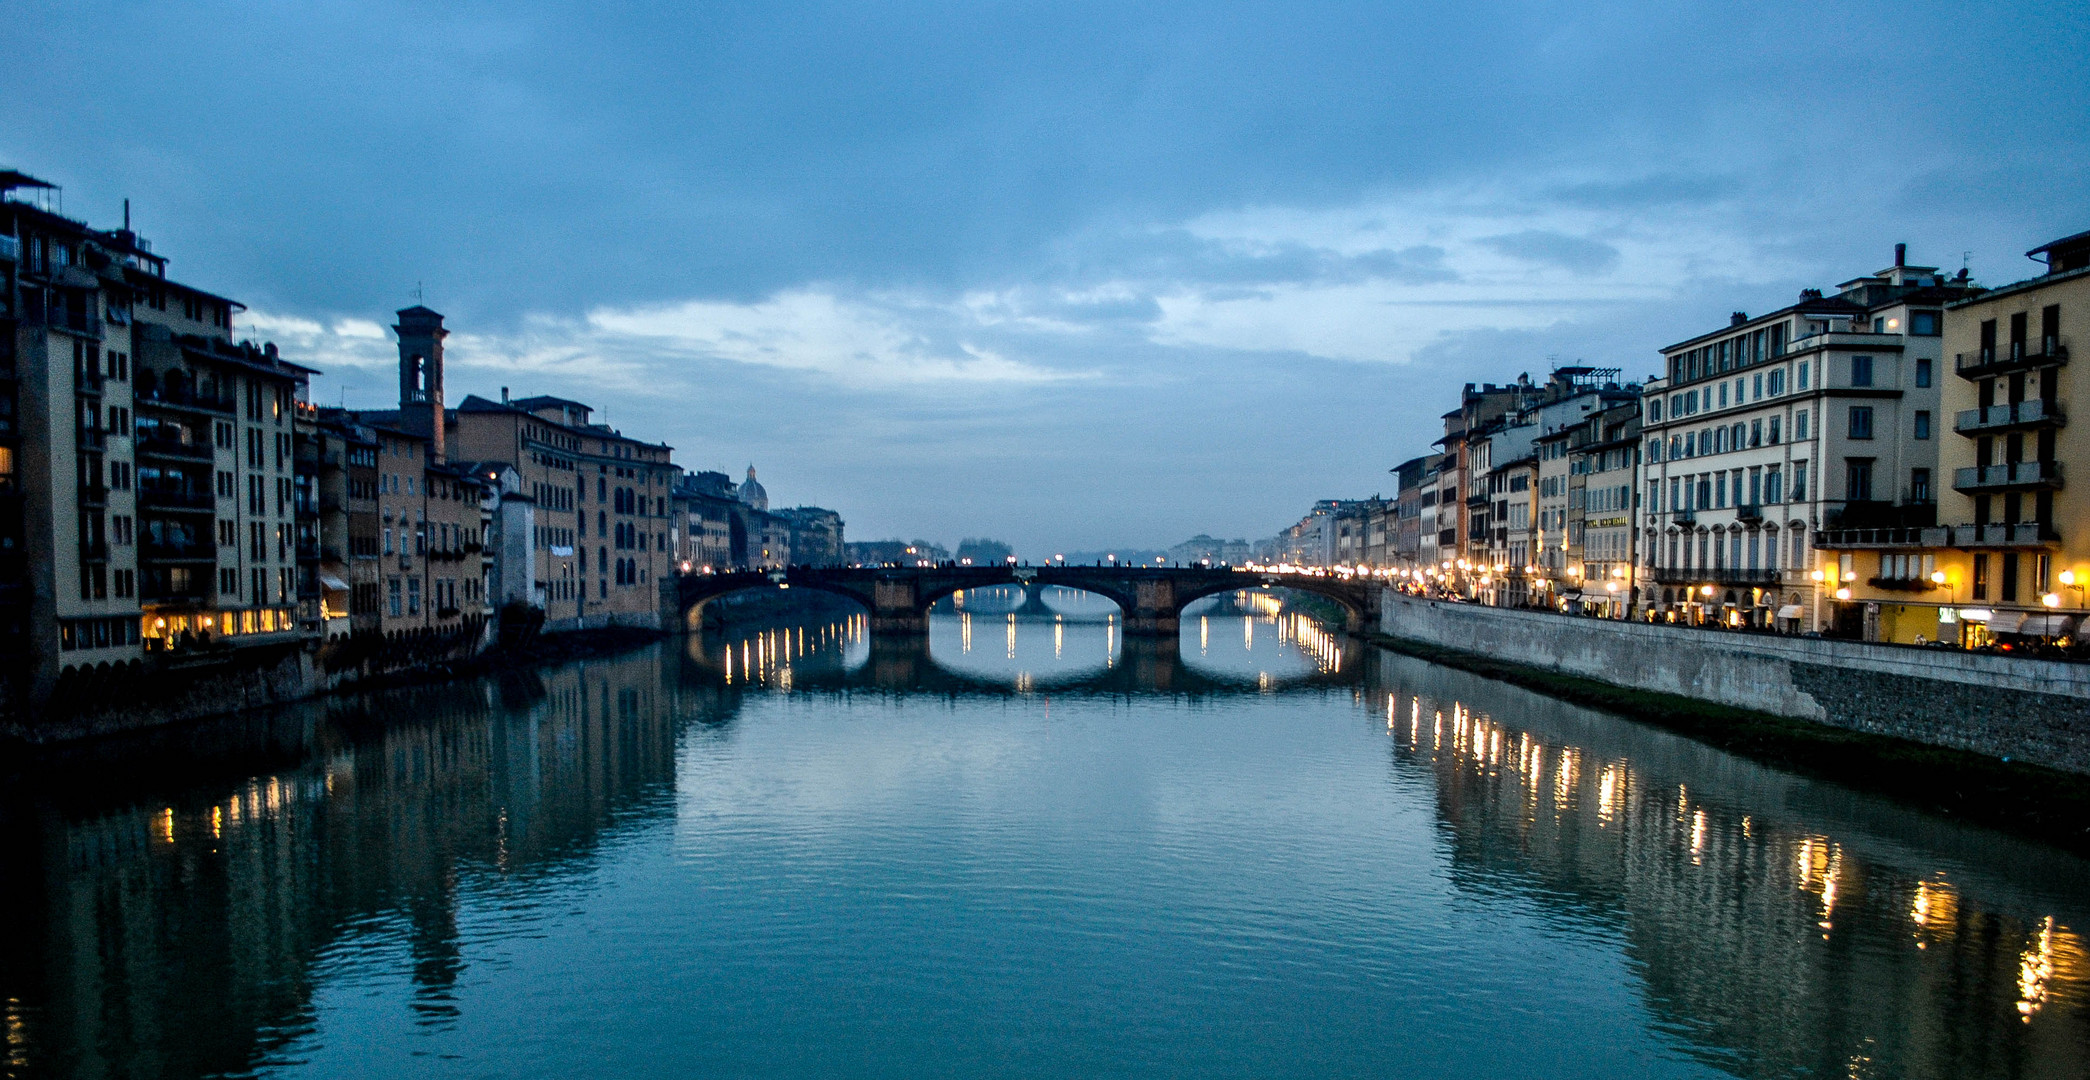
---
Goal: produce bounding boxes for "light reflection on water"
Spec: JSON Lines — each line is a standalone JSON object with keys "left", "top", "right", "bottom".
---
{"left": 0, "top": 601, "right": 2085, "bottom": 1079}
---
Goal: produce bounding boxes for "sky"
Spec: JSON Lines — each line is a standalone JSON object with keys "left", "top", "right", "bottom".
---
{"left": 7, "top": 1, "right": 2087, "bottom": 556}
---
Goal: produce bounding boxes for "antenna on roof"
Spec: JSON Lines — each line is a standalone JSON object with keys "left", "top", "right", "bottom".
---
{"left": 123, "top": 198, "right": 130, "bottom": 231}
{"left": 412, "top": 281, "right": 424, "bottom": 304}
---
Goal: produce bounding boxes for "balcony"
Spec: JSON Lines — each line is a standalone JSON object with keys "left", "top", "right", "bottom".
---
{"left": 1955, "top": 399, "right": 2065, "bottom": 435}
{"left": 79, "top": 539, "right": 109, "bottom": 562}
{"left": 1867, "top": 576, "right": 1940, "bottom": 593}
{"left": 138, "top": 488, "right": 216, "bottom": 512}
{"left": 1652, "top": 567, "right": 1786, "bottom": 587}
{"left": 1953, "top": 460, "right": 2062, "bottom": 492}
{"left": 1941, "top": 522, "right": 2059, "bottom": 548}
{"left": 135, "top": 433, "right": 215, "bottom": 460}
{"left": 293, "top": 494, "right": 320, "bottom": 517}
{"left": 1735, "top": 504, "right": 1762, "bottom": 522}
{"left": 296, "top": 537, "right": 321, "bottom": 561}
{"left": 1671, "top": 509, "right": 1696, "bottom": 525}
{"left": 77, "top": 483, "right": 108, "bottom": 508}
{"left": 1956, "top": 340, "right": 2068, "bottom": 380}
{"left": 136, "top": 385, "right": 236, "bottom": 415}
{"left": 141, "top": 540, "right": 216, "bottom": 562}
{"left": 1819, "top": 526, "right": 1945, "bottom": 549}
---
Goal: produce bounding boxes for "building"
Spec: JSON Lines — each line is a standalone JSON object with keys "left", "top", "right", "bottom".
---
{"left": 1565, "top": 399, "right": 1642, "bottom": 615}
{"left": 1818, "top": 229, "right": 2089, "bottom": 645}
{"left": 2, "top": 171, "right": 322, "bottom": 701}
{"left": 1390, "top": 454, "right": 1440, "bottom": 570}
{"left": 774, "top": 505, "right": 846, "bottom": 566}
{"left": 1640, "top": 246, "right": 1979, "bottom": 629}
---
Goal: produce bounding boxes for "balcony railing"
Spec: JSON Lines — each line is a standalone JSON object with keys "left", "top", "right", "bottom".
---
{"left": 142, "top": 540, "right": 217, "bottom": 562}
{"left": 1956, "top": 340, "right": 2068, "bottom": 379}
{"left": 135, "top": 433, "right": 215, "bottom": 460}
{"left": 1941, "top": 522, "right": 2059, "bottom": 548}
{"left": 1819, "top": 526, "right": 1945, "bottom": 549}
{"left": 1953, "top": 460, "right": 2063, "bottom": 492}
{"left": 79, "top": 539, "right": 109, "bottom": 562}
{"left": 137, "top": 488, "right": 216, "bottom": 512}
{"left": 1651, "top": 567, "right": 1786, "bottom": 586}
{"left": 1955, "top": 399, "right": 2065, "bottom": 435}
{"left": 136, "top": 385, "right": 236, "bottom": 414}
{"left": 77, "top": 483, "right": 108, "bottom": 507}
{"left": 1671, "top": 509, "right": 1696, "bottom": 525}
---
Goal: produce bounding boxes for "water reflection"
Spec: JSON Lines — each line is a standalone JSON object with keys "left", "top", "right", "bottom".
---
{"left": 0, "top": 609, "right": 2084, "bottom": 1079}
{"left": 1367, "top": 647, "right": 2090, "bottom": 1078}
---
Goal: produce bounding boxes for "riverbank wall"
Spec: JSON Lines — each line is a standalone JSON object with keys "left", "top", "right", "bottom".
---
{"left": 1377, "top": 591, "right": 2090, "bottom": 776}
{"left": 0, "top": 626, "right": 668, "bottom": 745}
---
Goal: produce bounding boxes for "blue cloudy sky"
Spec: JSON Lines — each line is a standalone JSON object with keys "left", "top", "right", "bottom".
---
{"left": 8, "top": 1, "right": 2087, "bottom": 554}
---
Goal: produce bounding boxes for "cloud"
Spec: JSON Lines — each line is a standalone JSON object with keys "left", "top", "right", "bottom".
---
{"left": 1476, "top": 230, "right": 1622, "bottom": 275}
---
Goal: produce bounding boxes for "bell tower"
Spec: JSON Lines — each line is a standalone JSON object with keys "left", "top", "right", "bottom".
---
{"left": 394, "top": 305, "right": 448, "bottom": 462}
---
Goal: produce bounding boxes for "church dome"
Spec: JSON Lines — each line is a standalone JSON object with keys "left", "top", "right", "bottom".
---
{"left": 738, "top": 465, "right": 769, "bottom": 511}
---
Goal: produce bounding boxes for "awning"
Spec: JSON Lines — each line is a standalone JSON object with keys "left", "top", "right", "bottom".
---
{"left": 1775, "top": 605, "right": 1803, "bottom": 620}
{"left": 319, "top": 573, "right": 352, "bottom": 593}
{"left": 1987, "top": 610, "right": 2027, "bottom": 634}
{"left": 2016, "top": 614, "right": 2076, "bottom": 637}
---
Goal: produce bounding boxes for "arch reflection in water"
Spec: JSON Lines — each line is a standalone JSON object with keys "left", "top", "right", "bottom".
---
{"left": 931, "top": 603, "right": 1119, "bottom": 686}
{"left": 1176, "top": 591, "right": 1354, "bottom": 686}
{"left": 684, "top": 613, "right": 870, "bottom": 689}
{"left": 1363, "top": 647, "right": 2090, "bottom": 1079}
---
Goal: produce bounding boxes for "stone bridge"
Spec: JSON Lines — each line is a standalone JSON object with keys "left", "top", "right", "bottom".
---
{"left": 669, "top": 565, "right": 1383, "bottom": 637}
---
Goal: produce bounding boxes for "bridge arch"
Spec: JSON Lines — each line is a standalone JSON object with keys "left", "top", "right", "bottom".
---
{"left": 676, "top": 572, "right": 875, "bottom": 633}
{"left": 1167, "top": 575, "right": 1375, "bottom": 634}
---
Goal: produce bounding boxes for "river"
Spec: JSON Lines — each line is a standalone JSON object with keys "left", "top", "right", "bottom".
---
{"left": 2, "top": 587, "right": 2086, "bottom": 1079}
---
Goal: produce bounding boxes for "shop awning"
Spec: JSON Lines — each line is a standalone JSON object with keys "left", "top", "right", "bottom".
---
{"left": 319, "top": 574, "right": 352, "bottom": 593}
{"left": 1987, "top": 610, "right": 2028, "bottom": 635}
{"left": 2016, "top": 614, "right": 2076, "bottom": 638}
{"left": 1775, "top": 605, "right": 1803, "bottom": 620}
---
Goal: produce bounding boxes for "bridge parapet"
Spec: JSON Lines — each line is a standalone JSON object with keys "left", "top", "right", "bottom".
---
{"left": 673, "top": 565, "right": 1381, "bottom": 637}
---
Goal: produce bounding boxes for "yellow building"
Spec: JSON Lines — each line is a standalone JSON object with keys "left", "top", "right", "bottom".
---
{"left": 1818, "top": 229, "right": 2089, "bottom": 646}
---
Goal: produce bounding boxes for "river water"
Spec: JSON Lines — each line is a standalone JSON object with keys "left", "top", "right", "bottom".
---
{"left": 3, "top": 588, "right": 2087, "bottom": 1079}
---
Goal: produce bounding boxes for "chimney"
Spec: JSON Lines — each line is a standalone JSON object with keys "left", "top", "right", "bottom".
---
{"left": 1730, "top": 311, "right": 1748, "bottom": 326}
{"left": 1895, "top": 243, "right": 1907, "bottom": 267}
{"left": 394, "top": 306, "right": 449, "bottom": 463}
{"left": 501, "top": 386, "right": 509, "bottom": 404}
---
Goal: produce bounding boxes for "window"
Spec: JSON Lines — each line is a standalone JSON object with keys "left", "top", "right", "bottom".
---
{"left": 1915, "top": 357, "right": 1932, "bottom": 387}
{"left": 1850, "top": 355, "right": 1873, "bottom": 387}
{"left": 408, "top": 578, "right": 422, "bottom": 615}
{"left": 1911, "top": 311, "right": 1940, "bottom": 336}
{"left": 1848, "top": 406, "right": 1873, "bottom": 440}
{"left": 1845, "top": 459, "right": 1874, "bottom": 501}
{"left": 1798, "top": 361, "right": 1810, "bottom": 389}
{"left": 1796, "top": 409, "right": 1809, "bottom": 440}
{"left": 1792, "top": 461, "right": 1808, "bottom": 501}
{"left": 1648, "top": 398, "right": 1663, "bottom": 422}
{"left": 1767, "top": 415, "right": 1781, "bottom": 444}
{"left": 2001, "top": 552, "right": 2020, "bottom": 603}
{"left": 1914, "top": 410, "right": 1931, "bottom": 440}
{"left": 1766, "top": 465, "right": 1783, "bottom": 503}
{"left": 388, "top": 578, "right": 403, "bottom": 616}
{"left": 1718, "top": 383, "right": 1728, "bottom": 408}
{"left": 1912, "top": 468, "right": 1931, "bottom": 502}
{"left": 1972, "top": 553, "right": 1990, "bottom": 600}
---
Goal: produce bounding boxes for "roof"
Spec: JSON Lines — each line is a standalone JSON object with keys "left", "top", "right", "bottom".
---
{"left": 509, "top": 394, "right": 591, "bottom": 411}
{"left": 0, "top": 170, "right": 56, "bottom": 193}
{"left": 2028, "top": 229, "right": 2090, "bottom": 258}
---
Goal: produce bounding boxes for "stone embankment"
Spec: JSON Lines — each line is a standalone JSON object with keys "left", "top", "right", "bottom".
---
{"left": 1378, "top": 592, "right": 2090, "bottom": 776}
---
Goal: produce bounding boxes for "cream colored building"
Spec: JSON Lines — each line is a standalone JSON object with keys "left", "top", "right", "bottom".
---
{"left": 1642, "top": 247, "right": 1979, "bottom": 630}
{"left": 1819, "top": 229, "right": 2089, "bottom": 644}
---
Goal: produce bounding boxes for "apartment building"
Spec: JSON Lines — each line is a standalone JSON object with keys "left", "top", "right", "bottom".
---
{"left": 445, "top": 385, "right": 676, "bottom": 630}
{"left": 1640, "top": 247, "right": 1977, "bottom": 629}
{"left": 1566, "top": 400, "right": 1641, "bottom": 615}
{"left": 350, "top": 422, "right": 490, "bottom": 638}
{"left": 1819, "top": 229, "right": 2088, "bottom": 644}
{"left": 2, "top": 172, "right": 319, "bottom": 699}
{"left": 310, "top": 409, "right": 383, "bottom": 638}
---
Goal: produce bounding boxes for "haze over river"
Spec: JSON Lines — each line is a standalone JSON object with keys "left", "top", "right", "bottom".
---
{"left": 4, "top": 588, "right": 2087, "bottom": 1079}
